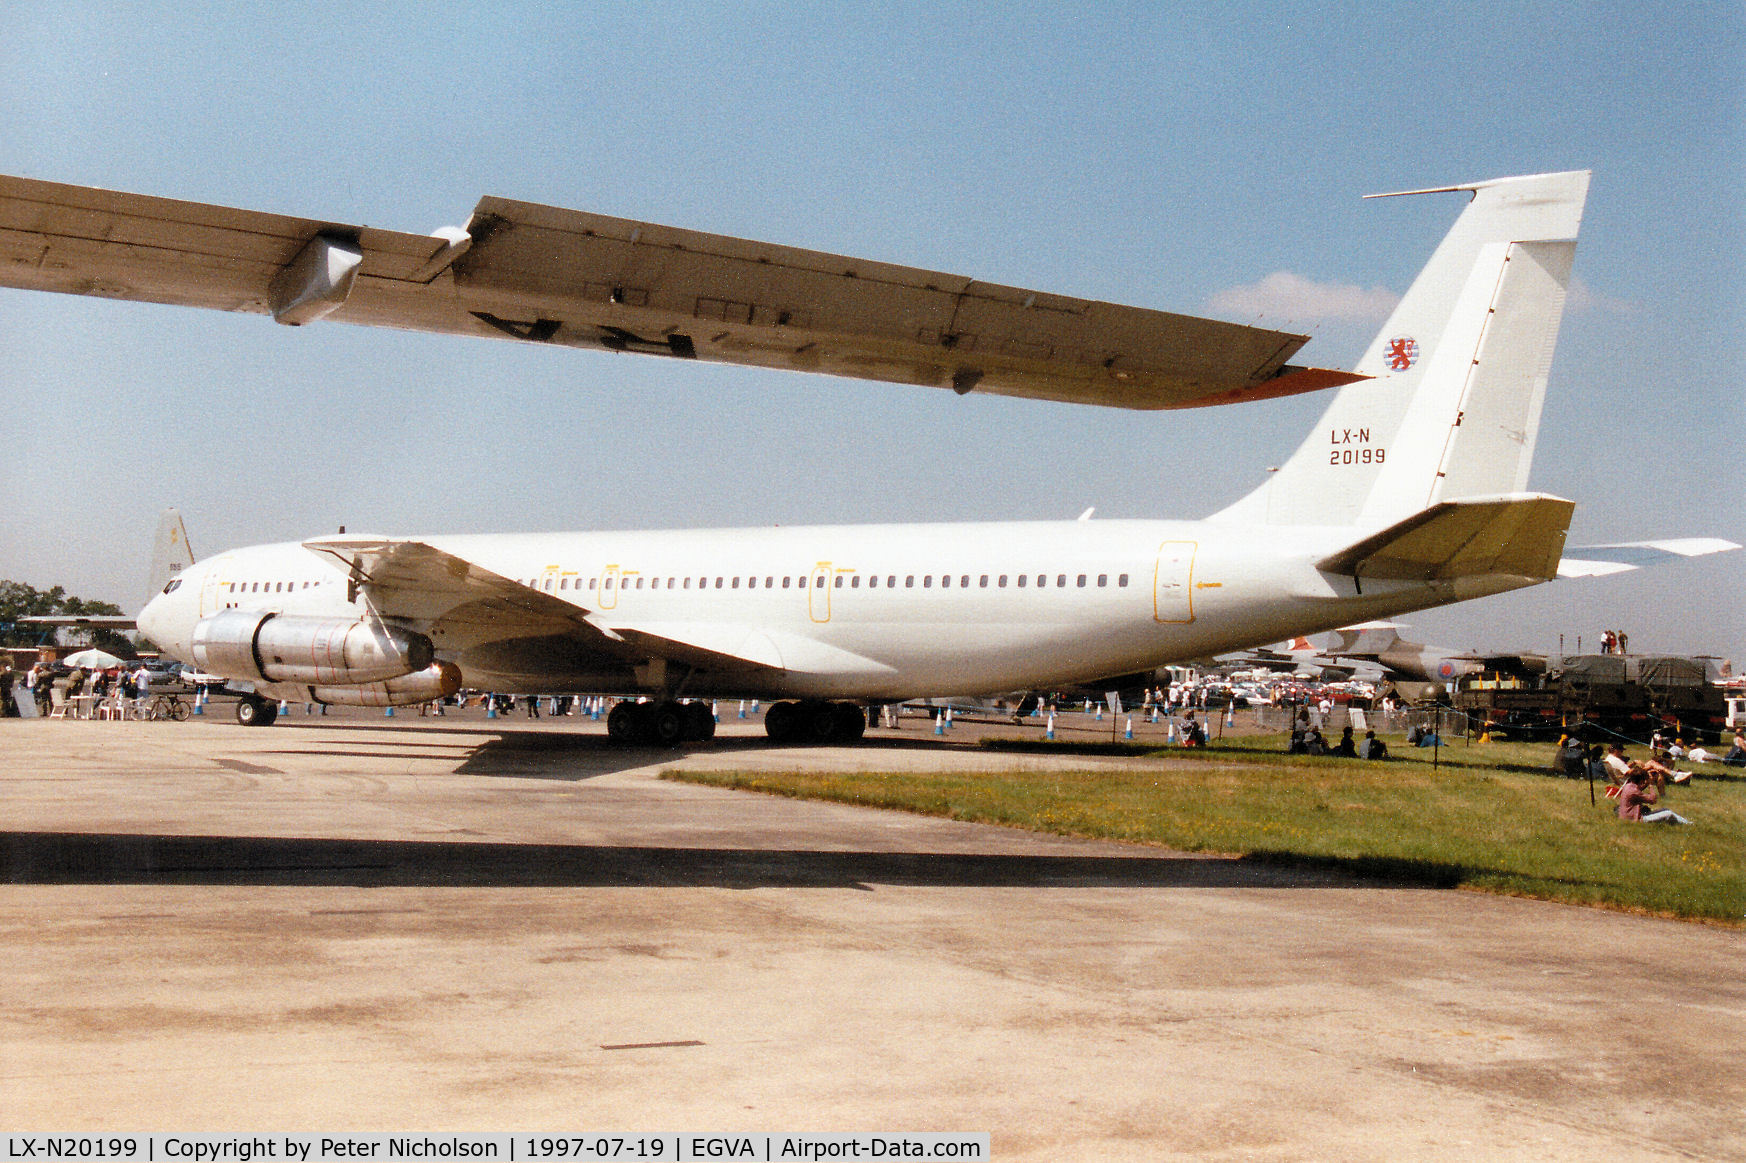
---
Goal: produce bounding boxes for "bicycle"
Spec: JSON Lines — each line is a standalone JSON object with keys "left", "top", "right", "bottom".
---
{"left": 146, "top": 692, "right": 191, "bottom": 721}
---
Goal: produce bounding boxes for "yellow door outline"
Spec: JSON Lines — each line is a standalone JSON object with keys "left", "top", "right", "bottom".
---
{"left": 808, "top": 562, "right": 832, "bottom": 623}
{"left": 598, "top": 564, "right": 621, "bottom": 610}
{"left": 1153, "top": 541, "right": 1197, "bottom": 624}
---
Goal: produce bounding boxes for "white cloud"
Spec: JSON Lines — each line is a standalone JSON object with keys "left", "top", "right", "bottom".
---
{"left": 1207, "top": 271, "right": 1399, "bottom": 325}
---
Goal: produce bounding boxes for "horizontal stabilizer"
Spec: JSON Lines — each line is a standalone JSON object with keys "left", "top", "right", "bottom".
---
{"left": 1558, "top": 537, "right": 1741, "bottom": 578}
{"left": 1317, "top": 495, "right": 1574, "bottom": 583}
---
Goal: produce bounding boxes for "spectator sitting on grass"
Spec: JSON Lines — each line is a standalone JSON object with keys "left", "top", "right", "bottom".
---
{"left": 1180, "top": 711, "right": 1208, "bottom": 748}
{"left": 1330, "top": 725, "right": 1357, "bottom": 758}
{"left": 1358, "top": 730, "right": 1388, "bottom": 760}
{"left": 1725, "top": 732, "right": 1746, "bottom": 767}
{"left": 1556, "top": 734, "right": 1588, "bottom": 778}
{"left": 1616, "top": 768, "right": 1690, "bottom": 825}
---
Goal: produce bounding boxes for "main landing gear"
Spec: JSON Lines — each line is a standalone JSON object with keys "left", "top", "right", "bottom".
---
{"left": 606, "top": 699, "right": 717, "bottom": 746}
{"left": 762, "top": 700, "right": 866, "bottom": 745}
{"left": 235, "top": 695, "right": 279, "bottom": 727}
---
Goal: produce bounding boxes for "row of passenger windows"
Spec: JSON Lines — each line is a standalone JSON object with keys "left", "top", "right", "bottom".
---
{"left": 227, "top": 580, "right": 326, "bottom": 594}
{"left": 216, "top": 572, "right": 1135, "bottom": 598}
{"left": 521, "top": 572, "right": 1131, "bottom": 592}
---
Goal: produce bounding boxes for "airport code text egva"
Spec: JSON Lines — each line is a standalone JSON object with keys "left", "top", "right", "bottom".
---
{"left": 2, "top": 1137, "right": 988, "bottom": 1162}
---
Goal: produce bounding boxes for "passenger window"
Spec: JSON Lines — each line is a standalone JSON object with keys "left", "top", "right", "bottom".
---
{"left": 868, "top": 576, "right": 878, "bottom": 589}
{"left": 923, "top": 576, "right": 932, "bottom": 588}
{"left": 636, "top": 578, "right": 644, "bottom": 589}
{"left": 1119, "top": 573, "right": 1129, "bottom": 587}
{"left": 979, "top": 575, "right": 988, "bottom": 588}
{"left": 940, "top": 575, "right": 949, "bottom": 588}
{"left": 998, "top": 575, "right": 1007, "bottom": 587}
{"left": 1077, "top": 574, "right": 1087, "bottom": 587}
{"left": 887, "top": 575, "right": 896, "bottom": 588}
{"left": 1036, "top": 575, "right": 1045, "bottom": 588}
{"left": 815, "top": 575, "right": 825, "bottom": 588}
{"left": 732, "top": 577, "right": 740, "bottom": 589}
{"left": 781, "top": 576, "right": 790, "bottom": 589}
{"left": 716, "top": 578, "right": 724, "bottom": 589}
{"left": 960, "top": 575, "right": 970, "bottom": 588}
{"left": 605, "top": 578, "right": 614, "bottom": 590}
{"left": 1098, "top": 574, "right": 1108, "bottom": 586}
{"left": 1017, "top": 575, "right": 1027, "bottom": 587}
{"left": 1057, "top": 574, "right": 1066, "bottom": 587}
{"left": 765, "top": 577, "right": 774, "bottom": 588}
{"left": 905, "top": 575, "right": 915, "bottom": 588}
{"left": 834, "top": 576, "right": 843, "bottom": 588}
{"left": 851, "top": 575, "right": 861, "bottom": 588}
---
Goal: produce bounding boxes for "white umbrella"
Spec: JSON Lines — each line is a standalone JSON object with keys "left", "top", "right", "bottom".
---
{"left": 62, "top": 648, "right": 125, "bottom": 669}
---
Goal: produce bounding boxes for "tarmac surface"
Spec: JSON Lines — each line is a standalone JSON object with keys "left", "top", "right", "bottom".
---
{"left": 2, "top": 707, "right": 1742, "bottom": 1160}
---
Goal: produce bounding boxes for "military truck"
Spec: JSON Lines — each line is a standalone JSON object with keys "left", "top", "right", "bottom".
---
{"left": 1452, "top": 654, "right": 1727, "bottom": 742}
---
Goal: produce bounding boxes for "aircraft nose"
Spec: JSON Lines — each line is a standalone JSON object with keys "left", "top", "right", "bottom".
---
{"left": 137, "top": 593, "right": 182, "bottom": 660}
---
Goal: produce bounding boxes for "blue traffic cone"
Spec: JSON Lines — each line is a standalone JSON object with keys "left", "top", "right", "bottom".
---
{"left": 1124, "top": 717, "right": 1133, "bottom": 740}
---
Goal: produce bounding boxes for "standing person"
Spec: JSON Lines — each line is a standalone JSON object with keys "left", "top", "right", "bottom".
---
{"left": 0, "top": 663, "right": 15, "bottom": 717}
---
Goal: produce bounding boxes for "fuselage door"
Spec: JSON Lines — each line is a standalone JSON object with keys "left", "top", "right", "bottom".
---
{"left": 808, "top": 563, "right": 832, "bottom": 624}
{"left": 1154, "top": 540, "right": 1197, "bottom": 623}
{"left": 199, "top": 567, "right": 223, "bottom": 616}
{"left": 598, "top": 564, "right": 621, "bottom": 610}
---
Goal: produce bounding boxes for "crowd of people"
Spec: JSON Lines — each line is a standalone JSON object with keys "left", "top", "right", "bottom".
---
{"left": 1287, "top": 709, "right": 1389, "bottom": 759}
{"left": 1, "top": 660, "right": 159, "bottom": 718}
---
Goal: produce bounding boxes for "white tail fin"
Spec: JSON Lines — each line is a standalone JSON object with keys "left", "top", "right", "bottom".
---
{"left": 1217, "top": 171, "right": 1590, "bottom": 528}
{"left": 146, "top": 508, "right": 195, "bottom": 608}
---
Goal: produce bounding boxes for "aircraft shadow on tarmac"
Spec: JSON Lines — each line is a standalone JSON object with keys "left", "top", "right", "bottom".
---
{"left": 261, "top": 720, "right": 989, "bottom": 781}
{"left": 0, "top": 831, "right": 1456, "bottom": 891}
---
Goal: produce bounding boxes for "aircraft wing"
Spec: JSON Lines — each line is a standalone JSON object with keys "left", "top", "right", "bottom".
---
{"left": 17, "top": 614, "right": 137, "bottom": 629}
{"left": 0, "top": 173, "right": 1361, "bottom": 411}
{"left": 1557, "top": 537, "right": 1741, "bottom": 578}
{"left": 298, "top": 536, "right": 783, "bottom": 676}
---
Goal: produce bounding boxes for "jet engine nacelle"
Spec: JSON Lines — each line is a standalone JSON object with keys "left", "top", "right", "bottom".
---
{"left": 308, "top": 661, "right": 463, "bottom": 708}
{"left": 191, "top": 609, "right": 434, "bottom": 686}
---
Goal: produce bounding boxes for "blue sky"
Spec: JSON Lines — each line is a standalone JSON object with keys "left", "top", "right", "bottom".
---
{"left": 2, "top": 2, "right": 1741, "bottom": 663}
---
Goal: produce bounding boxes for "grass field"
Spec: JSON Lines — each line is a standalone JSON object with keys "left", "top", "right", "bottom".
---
{"left": 666, "top": 736, "right": 1746, "bottom": 924}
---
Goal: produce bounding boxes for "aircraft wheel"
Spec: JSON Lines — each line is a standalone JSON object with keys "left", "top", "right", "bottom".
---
{"left": 651, "top": 701, "right": 685, "bottom": 747}
{"left": 606, "top": 701, "right": 641, "bottom": 742}
{"left": 236, "top": 696, "right": 277, "bottom": 727}
{"left": 682, "top": 700, "right": 715, "bottom": 741}
{"left": 800, "top": 700, "right": 840, "bottom": 744}
{"left": 764, "top": 700, "right": 797, "bottom": 743}
{"left": 833, "top": 702, "right": 866, "bottom": 743}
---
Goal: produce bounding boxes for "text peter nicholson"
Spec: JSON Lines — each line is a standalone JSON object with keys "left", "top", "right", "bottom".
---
{"left": 3, "top": 1136, "right": 990, "bottom": 1162}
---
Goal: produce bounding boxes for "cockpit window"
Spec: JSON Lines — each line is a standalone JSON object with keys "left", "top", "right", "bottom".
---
{"left": 161, "top": 579, "right": 182, "bottom": 595}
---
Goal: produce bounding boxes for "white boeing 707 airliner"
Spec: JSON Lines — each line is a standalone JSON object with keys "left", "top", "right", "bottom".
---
{"left": 20, "top": 170, "right": 1735, "bottom": 742}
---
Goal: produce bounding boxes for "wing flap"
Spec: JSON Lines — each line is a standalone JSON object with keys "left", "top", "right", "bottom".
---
{"left": 0, "top": 173, "right": 1361, "bottom": 410}
{"left": 1317, "top": 494, "right": 1575, "bottom": 583}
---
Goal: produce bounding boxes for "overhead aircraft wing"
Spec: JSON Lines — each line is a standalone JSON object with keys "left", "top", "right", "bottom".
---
{"left": 1556, "top": 537, "right": 1741, "bottom": 578}
{"left": 298, "top": 536, "right": 783, "bottom": 676}
{"left": 0, "top": 173, "right": 1361, "bottom": 411}
{"left": 1316, "top": 495, "right": 1574, "bottom": 584}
